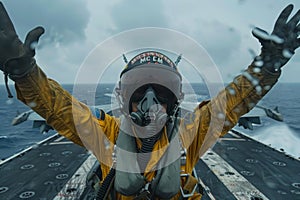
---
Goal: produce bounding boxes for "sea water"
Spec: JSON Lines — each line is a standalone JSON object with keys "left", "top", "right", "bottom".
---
{"left": 0, "top": 83, "right": 300, "bottom": 160}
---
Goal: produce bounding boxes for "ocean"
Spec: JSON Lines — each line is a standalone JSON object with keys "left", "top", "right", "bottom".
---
{"left": 1, "top": 82, "right": 300, "bottom": 160}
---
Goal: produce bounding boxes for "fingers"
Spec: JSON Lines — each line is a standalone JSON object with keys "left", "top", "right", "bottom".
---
{"left": 287, "top": 9, "right": 300, "bottom": 29}
{"left": 0, "top": 2, "right": 16, "bottom": 33}
{"left": 24, "top": 26, "right": 45, "bottom": 51}
{"left": 274, "top": 4, "right": 294, "bottom": 29}
{"left": 252, "top": 27, "right": 269, "bottom": 41}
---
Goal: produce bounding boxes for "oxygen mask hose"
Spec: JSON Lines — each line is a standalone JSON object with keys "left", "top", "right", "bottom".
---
{"left": 130, "top": 86, "right": 168, "bottom": 172}
{"left": 136, "top": 106, "right": 168, "bottom": 172}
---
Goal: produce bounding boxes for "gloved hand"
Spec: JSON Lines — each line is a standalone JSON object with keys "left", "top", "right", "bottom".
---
{"left": 252, "top": 4, "right": 300, "bottom": 72}
{"left": 0, "top": 2, "right": 44, "bottom": 80}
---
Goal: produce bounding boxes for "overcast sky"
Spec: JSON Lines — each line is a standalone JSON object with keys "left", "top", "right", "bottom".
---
{"left": 2, "top": 0, "right": 300, "bottom": 84}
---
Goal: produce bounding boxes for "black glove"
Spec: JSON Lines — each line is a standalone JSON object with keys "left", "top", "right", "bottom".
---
{"left": 252, "top": 4, "right": 300, "bottom": 72}
{"left": 0, "top": 2, "right": 44, "bottom": 97}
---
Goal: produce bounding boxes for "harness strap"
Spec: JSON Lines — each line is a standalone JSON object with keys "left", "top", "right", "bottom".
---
{"left": 133, "top": 182, "right": 152, "bottom": 200}
{"left": 179, "top": 168, "right": 204, "bottom": 200}
{"left": 180, "top": 173, "right": 198, "bottom": 196}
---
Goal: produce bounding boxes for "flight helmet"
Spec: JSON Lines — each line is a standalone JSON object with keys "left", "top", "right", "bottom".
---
{"left": 115, "top": 51, "right": 184, "bottom": 126}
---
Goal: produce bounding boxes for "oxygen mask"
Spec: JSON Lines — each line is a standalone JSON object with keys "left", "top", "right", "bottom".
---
{"left": 130, "top": 85, "right": 168, "bottom": 128}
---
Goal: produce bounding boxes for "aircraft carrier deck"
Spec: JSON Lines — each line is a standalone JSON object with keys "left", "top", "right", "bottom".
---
{"left": 0, "top": 129, "right": 299, "bottom": 200}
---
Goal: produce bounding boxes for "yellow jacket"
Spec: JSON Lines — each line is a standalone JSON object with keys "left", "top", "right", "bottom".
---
{"left": 14, "top": 63, "right": 281, "bottom": 199}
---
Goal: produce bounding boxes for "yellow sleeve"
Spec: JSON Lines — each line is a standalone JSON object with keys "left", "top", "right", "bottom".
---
{"left": 181, "top": 64, "right": 281, "bottom": 168}
{"left": 14, "top": 65, "right": 119, "bottom": 166}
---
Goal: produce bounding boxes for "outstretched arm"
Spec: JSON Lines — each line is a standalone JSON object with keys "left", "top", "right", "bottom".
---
{"left": 220, "top": 4, "right": 300, "bottom": 135}
{"left": 183, "top": 4, "right": 300, "bottom": 165}
{"left": 0, "top": 2, "right": 116, "bottom": 166}
{"left": 0, "top": 2, "right": 85, "bottom": 145}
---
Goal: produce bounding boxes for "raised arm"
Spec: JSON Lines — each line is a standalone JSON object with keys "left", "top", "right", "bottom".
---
{"left": 219, "top": 4, "right": 300, "bottom": 136}
{"left": 0, "top": 2, "right": 116, "bottom": 166}
{"left": 182, "top": 4, "right": 300, "bottom": 165}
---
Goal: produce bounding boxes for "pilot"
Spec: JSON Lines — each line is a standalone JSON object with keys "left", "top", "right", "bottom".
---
{"left": 0, "top": 2, "right": 299, "bottom": 199}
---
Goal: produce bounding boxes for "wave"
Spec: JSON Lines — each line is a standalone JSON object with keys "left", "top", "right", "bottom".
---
{"left": 237, "top": 121, "right": 300, "bottom": 159}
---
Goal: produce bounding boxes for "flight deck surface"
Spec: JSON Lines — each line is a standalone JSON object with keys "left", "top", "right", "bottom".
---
{"left": 0, "top": 129, "right": 299, "bottom": 200}
{"left": 198, "top": 130, "right": 300, "bottom": 200}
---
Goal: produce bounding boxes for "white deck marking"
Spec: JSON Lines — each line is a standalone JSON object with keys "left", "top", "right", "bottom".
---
{"left": 53, "top": 154, "right": 97, "bottom": 200}
{"left": 54, "top": 136, "right": 65, "bottom": 142}
{"left": 0, "top": 133, "right": 59, "bottom": 165}
{"left": 219, "top": 138, "right": 246, "bottom": 141}
{"left": 219, "top": 131, "right": 245, "bottom": 141}
{"left": 202, "top": 149, "right": 269, "bottom": 200}
{"left": 228, "top": 130, "right": 241, "bottom": 138}
{"left": 49, "top": 141, "right": 74, "bottom": 145}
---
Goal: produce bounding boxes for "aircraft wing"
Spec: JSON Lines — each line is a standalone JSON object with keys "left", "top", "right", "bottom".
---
{"left": 237, "top": 107, "right": 264, "bottom": 130}
{"left": 27, "top": 111, "right": 44, "bottom": 121}
{"left": 11, "top": 110, "right": 53, "bottom": 134}
{"left": 238, "top": 105, "right": 284, "bottom": 130}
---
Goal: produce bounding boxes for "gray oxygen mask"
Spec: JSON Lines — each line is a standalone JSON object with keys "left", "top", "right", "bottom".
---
{"left": 130, "top": 86, "right": 168, "bottom": 131}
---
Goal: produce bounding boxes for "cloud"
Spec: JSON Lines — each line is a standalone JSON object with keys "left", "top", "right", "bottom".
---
{"left": 109, "top": 0, "right": 168, "bottom": 32}
{"left": 192, "top": 20, "right": 242, "bottom": 66}
{"left": 1, "top": 0, "right": 300, "bottom": 84}
{"left": 2, "top": 0, "right": 92, "bottom": 84}
{"left": 4, "top": 0, "right": 89, "bottom": 45}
